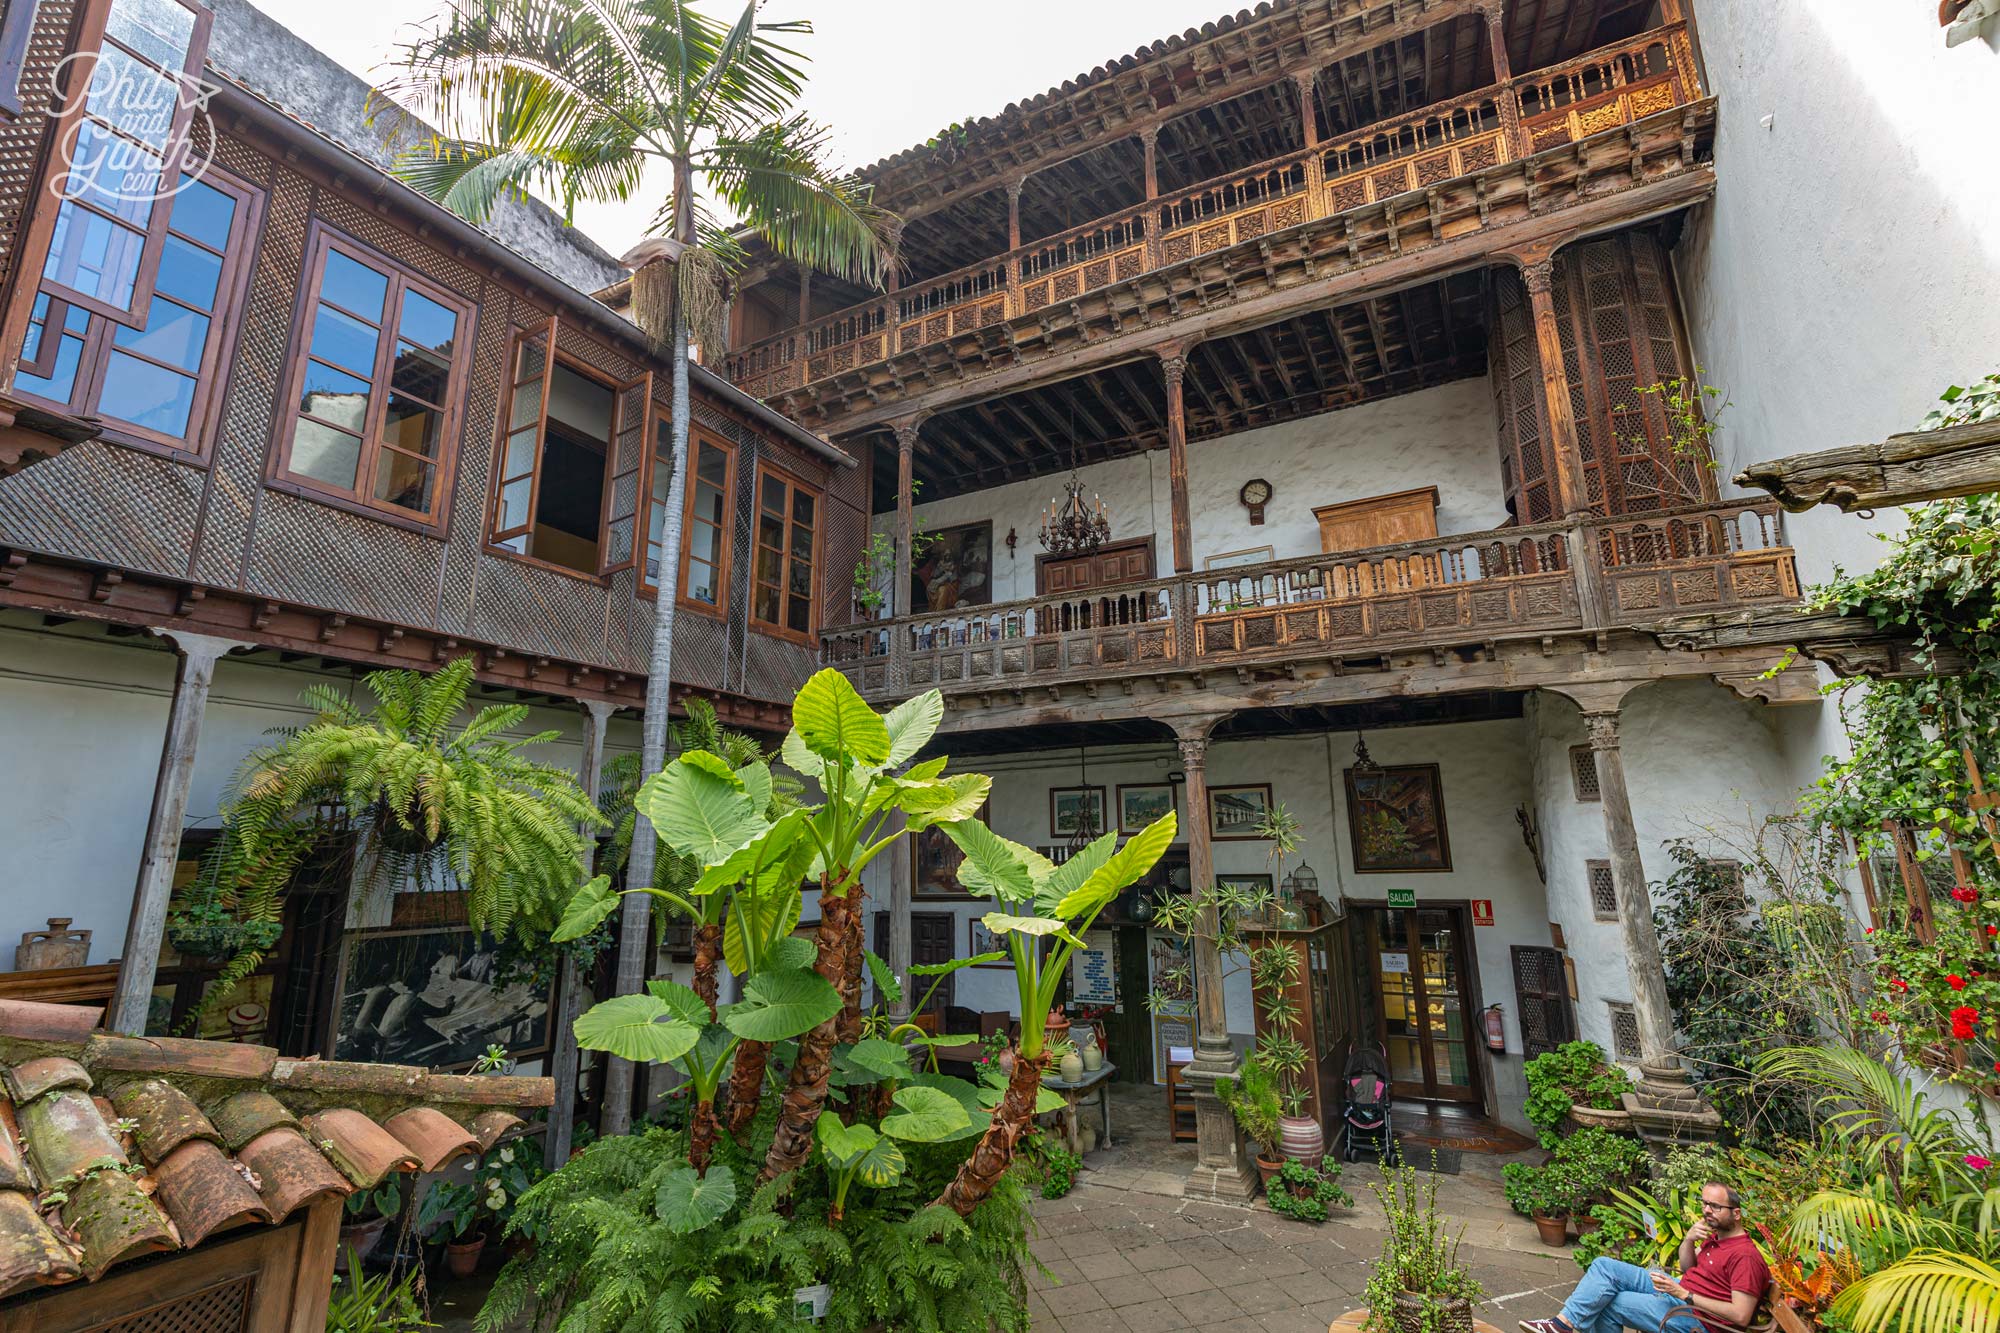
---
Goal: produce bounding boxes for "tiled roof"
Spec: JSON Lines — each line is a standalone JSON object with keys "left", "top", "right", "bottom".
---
{"left": 0, "top": 998, "right": 552, "bottom": 1301}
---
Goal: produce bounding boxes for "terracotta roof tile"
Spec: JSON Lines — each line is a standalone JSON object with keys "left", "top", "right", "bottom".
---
{"left": 382, "top": 1107, "right": 479, "bottom": 1173}
{"left": 109, "top": 1078, "right": 220, "bottom": 1167}
{"left": 151, "top": 1139, "right": 273, "bottom": 1247}
{"left": 237, "top": 1126, "right": 351, "bottom": 1222}
{"left": 0, "top": 999, "right": 552, "bottom": 1303}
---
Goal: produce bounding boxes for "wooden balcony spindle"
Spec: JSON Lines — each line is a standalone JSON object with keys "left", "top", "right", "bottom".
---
{"left": 1005, "top": 175, "right": 1026, "bottom": 311}
{"left": 1478, "top": 0, "right": 1528, "bottom": 161}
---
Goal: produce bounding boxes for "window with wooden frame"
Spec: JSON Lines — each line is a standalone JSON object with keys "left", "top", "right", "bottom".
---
{"left": 37, "top": 0, "right": 213, "bottom": 326}
{"left": 1569, "top": 745, "right": 1601, "bottom": 801}
{"left": 13, "top": 167, "right": 257, "bottom": 457}
{"left": 1586, "top": 860, "right": 1618, "bottom": 921}
{"left": 273, "top": 226, "right": 471, "bottom": 525}
{"left": 489, "top": 316, "right": 646, "bottom": 577}
{"left": 751, "top": 463, "right": 819, "bottom": 639}
{"left": 644, "top": 425, "right": 734, "bottom": 609}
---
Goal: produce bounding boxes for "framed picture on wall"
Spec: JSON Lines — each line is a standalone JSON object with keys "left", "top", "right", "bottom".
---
{"left": 1117, "top": 783, "right": 1176, "bottom": 834}
{"left": 967, "top": 916, "right": 1012, "bottom": 966}
{"left": 913, "top": 797, "right": 993, "bottom": 899}
{"left": 327, "top": 925, "right": 554, "bottom": 1070}
{"left": 1344, "top": 762, "right": 1452, "bottom": 873}
{"left": 912, "top": 520, "right": 993, "bottom": 612}
{"left": 1049, "top": 786, "right": 1107, "bottom": 839}
{"left": 1209, "top": 783, "right": 1272, "bottom": 840}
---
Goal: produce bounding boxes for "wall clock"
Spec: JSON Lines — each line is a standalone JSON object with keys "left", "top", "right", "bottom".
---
{"left": 1239, "top": 477, "right": 1272, "bottom": 525}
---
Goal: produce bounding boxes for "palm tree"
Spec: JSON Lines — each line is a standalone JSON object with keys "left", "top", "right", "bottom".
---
{"left": 387, "top": 0, "right": 890, "bottom": 1131}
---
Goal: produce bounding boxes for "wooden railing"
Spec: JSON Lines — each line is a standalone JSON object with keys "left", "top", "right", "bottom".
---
{"left": 822, "top": 497, "right": 1793, "bottom": 702}
{"left": 722, "top": 23, "right": 1703, "bottom": 399}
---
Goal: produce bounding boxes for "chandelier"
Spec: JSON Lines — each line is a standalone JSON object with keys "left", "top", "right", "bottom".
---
{"left": 1039, "top": 475, "right": 1110, "bottom": 557}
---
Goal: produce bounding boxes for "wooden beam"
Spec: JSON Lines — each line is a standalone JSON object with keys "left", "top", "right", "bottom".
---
{"left": 1645, "top": 606, "right": 1965, "bottom": 681}
{"left": 1734, "top": 419, "right": 2000, "bottom": 513}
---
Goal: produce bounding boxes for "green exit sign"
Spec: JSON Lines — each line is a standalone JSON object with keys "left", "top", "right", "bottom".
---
{"left": 1387, "top": 887, "right": 1417, "bottom": 908}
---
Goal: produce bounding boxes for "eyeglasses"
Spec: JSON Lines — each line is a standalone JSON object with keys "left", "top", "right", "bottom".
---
{"left": 1699, "top": 1199, "right": 1739, "bottom": 1212}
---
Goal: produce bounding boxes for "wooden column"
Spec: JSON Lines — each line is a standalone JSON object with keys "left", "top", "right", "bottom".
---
{"left": 1139, "top": 126, "right": 1163, "bottom": 267}
{"left": 1004, "top": 176, "right": 1026, "bottom": 308}
{"left": 797, "top": 270, "right": 812, "bottom": 325}
{"left": 1292, "top": 69, "right": 1320, "bottom": 150}
{"left": 885, "top": 815, "right": 913, "bottom": 1027}
{"left": 891, "top": 415, "right": 925, "bottom": 618}
{"left": 109, "top": 632, "right": 248, "bottom": 1034}
{"left": 1173, "top": 716, "right": 1256, "bottom": 1199}
{"left": 1560, "top": 687, "right": 1721, "bottom": 1145}
{"left": 1158, "top": 346, "right": 1193, "bottom": 574}
{"left": 1513, "top": 252, "right": 1587, "bottom": 519}
{"left": 547, "top": 699, "right": 615, "bottom": 1168}
{"left": 1480, "top": 0, "right": 1528, "bottom": 159}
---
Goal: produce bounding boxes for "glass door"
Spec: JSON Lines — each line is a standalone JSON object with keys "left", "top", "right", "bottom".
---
{"left": 1367, "top": 907, "right": 1480, "bottom": 1104}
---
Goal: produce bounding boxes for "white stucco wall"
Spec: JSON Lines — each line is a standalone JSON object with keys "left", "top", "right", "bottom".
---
{"left": 873, "top": 377, "right": 1504, "bottom": 605}
{"left": 0, "top": 620, "right": 642, "bottom": 972}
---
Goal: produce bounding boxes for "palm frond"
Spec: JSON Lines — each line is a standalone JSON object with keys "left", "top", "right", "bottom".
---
{"left": 1756, "top": 1045, "right": 1973, "bottom": 1179}
{"left": 1831, "top": 1248, "right": 2000, "bottom": 1333}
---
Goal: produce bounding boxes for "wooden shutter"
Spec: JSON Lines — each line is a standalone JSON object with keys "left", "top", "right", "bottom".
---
{"left": 491, "top": 316, "right": 556, "bottom": 548}
{"left": 1511, "top": 944, "right": 1576, "bottom": 1058}
{"left": 600, "top": 370, "right": 652, "bottom": 574}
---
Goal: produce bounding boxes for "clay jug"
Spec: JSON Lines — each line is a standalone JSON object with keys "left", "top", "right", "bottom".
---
{"left": 16, "top": 919, "right": 89, "bottom": 971}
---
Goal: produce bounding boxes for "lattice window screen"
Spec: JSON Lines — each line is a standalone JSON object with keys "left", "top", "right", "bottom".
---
{"left": 1511, "top": 944, "right": 1575, "bottom": 1059}
{"left": 1607, "top": 1001, "right": 1643, "bottom": 1061}
{"left": 82, "top": 1275, "right": 254, "bottom": 1333}
{"left": 1587, "top": 860, "right": 1618, "bottom": 921}
{"left": 1570, "top": 745, "right": 1600, "bottom": 801}
{"left": 1490, "top": 269, "right": 1554, "bottom": 526}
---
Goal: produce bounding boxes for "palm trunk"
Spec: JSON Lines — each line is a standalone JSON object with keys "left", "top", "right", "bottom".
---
{"left": 759, "top": 884, "right": 855, "bottom": 1185}
{"left": 689, "top": 1095, "right": 719, "bottom": 1175}
{"left": 836, "top": 909, "right": 864, "bottom": 1044}
{"left": 601, "top": 169, "right": 698, "bottom": 1136}
{"left": 723, "top": 1039, "right": 768, "bottom": 1136}
{"left": 934, "top": 1049, "right": 1046, "bottom": 1217}
{"left": 692, "top": 922, "right": 722, "bottom": 1018}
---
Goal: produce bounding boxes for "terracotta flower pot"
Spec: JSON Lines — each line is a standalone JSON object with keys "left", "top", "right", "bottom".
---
{"left": 1532, "top": 1213, "right": 1570, "bottom": 1247}
{"left": 1567, "top": 1103, "right": 1633, "bottom": 1133}
{"left": 445, "top": 1235, "right": 487, "bottom": 1279}
{"left": 1254, "top": 1155, "right": 1283, "bottom": 1193}
{"left": 338, "top": 1215, "right": 389, "bottom": 1270}
{"left": 1393, "top": 1292, "right": 1475, "bottom": 1333}
{"left": 1278, "top": 1114, "right": 1325, "bottom": 1165}
{"left": 1573, "top": 1214, "right": 1603, "bottom": 1237}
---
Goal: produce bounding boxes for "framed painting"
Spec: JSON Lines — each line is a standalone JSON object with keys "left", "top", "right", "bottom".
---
{"left": 914, "top": 797, "right": 992, "bottom": 899}
{"left": 967, "top": 916, "right": 1012, "bottom": 966}
{"left": 1117, "top": 782, "right": 1176, "bottom": 834}
{"left": 1204, "top": 545, "right": 1275, "bottom": 570}
{"left": 1049, "top": 786, "right": 1108, "bottom": 839}
{"left": 1344, "top": 762, "right": 1453, "bottom": 873}
{"left": 1209, "top": 783, "right": 1272, "bottom": 840}
{"left": 912, "top": 520, "right": 993, "bottom": 612}
{"left": 328, "top": 925, "right": 554, "bottom": 1070}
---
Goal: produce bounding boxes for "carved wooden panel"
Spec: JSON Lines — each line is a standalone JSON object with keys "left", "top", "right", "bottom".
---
{"left": 1314, "top": 487, "right": 1440, "bottom": 555}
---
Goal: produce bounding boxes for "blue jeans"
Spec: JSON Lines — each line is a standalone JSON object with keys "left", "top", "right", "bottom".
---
{"left": 1561, "top": 1258, "right": 1707, "bottom": 1333}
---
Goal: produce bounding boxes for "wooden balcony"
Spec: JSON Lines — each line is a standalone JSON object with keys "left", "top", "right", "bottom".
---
{"left": 821, "top": 499, "right": 1798, "bottom": 707}
{"left": 724, "top": 24, "right": 1704, "bottom": 412}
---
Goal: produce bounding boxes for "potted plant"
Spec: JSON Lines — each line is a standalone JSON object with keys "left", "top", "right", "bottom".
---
{"left": 340, "top": 1179, "right": 403, "bottom": 1269}
{"left": 1523, "top": 1040, "right": 1634, "bottom": 1148}
{"left": 419, "top": 1178, "right": 485, "bottom": 1278}
{"left": 1504, "top": 1159, "right": 1576, "bottom": 1247}
{"left": 1364, "top": 1161, "right": 1485, "bottom": 1333}
{"left": 1217, "top": 1053, "right": 1286, "bottom": 1189}
{"left": 164, "top": 881, "right": 282, "bottom": 964}
{"left": 1265, "top": 1157, "right": 1353, "bottom": 1223}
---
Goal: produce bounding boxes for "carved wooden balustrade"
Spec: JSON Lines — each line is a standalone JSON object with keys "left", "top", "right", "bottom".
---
{"left": 723, "top": 23, "right": 1703, "bottom": 400}
{"left": 821, "top": 497, "right": 1796, "bottom": 703}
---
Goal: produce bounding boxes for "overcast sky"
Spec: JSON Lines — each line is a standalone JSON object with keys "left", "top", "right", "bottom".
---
{"left": 254, "top": 0, "right": 1234, "bottom": 255}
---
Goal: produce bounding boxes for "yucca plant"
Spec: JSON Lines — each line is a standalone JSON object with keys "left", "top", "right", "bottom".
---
{"left": 183, "top": 657, "right": 602, "bottom": 1005}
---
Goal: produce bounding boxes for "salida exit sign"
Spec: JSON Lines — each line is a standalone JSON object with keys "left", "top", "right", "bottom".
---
{"left": 1387, "top": 887, "right": 1416, "bottom": 908}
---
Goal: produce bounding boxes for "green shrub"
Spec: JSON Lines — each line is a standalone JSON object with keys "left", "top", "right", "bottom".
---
{"left": 1265, "top": 1158, "right": 1352, "bottom": 1224}
{"left": 1523, "top": 1041, "right": 1633, "bottom": 1149}
{"left": 1032, "top": 1139, "right": 1082, "bottom": 1200}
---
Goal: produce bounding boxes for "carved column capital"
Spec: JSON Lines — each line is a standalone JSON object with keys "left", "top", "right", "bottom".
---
{"left": 1582, "top": 709, "right": 1621, "bottom": 753}
{"left": 1158, "top": 350, "right": 1188, "bottom": 389}
{"left": 1004, "top": 174, "right": 1027, "bottom": 202}
{"left": 1518, "top": 256, "right": 1556, "bottom": 295}
{"left": 1176, "top": 735, "right": 1208, "bottom": 770}
{"left": 1136, "top": 124, "right": 1160, "bottom": 150}
{"left": 1472, "top": 0, "right": 1506, "bottom": 22}
{"left": 890, "top": 413, "right": 929, "bottom": 451}
{"left": 1289, "top": 67, "right": 1318, "bottom": 98}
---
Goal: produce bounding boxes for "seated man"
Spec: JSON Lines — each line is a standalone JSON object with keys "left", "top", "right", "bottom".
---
{"left": 1519, "top": 1181, "right": 1770, "bottom": 1333}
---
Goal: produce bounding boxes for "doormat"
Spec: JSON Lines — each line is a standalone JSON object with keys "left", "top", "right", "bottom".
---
{"left": 1395, "top": 1141, "right": 1463, "bottom": 1175}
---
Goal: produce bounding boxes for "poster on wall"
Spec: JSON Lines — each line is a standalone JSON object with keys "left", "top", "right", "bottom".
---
{"left": 1071, "top": 930, "right": 1117, "bottom": 1005}
{"left": 1152, "top": 1015, "right": 1195, "bottom": 1086}
{"left": 1148, "top": 931, "right": 1195, "bottom": 1015}
{"left": 1343, "top": 762, "right": 1453, "bottom": 872}
{"left": 912, "top": 521, "right": 993, "bottom": 612}
{"left": 329, "top": 926, "right": 554, "bottom": 1070}
{"left": 914, "top": 797, "right": 993, "bottom": 898}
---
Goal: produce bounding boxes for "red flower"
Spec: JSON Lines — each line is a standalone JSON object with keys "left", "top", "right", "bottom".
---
{"left": 1865, "top": 927, "right": 1876, "bottom": 935}
{"left": 1870, "top": 1010, "right": 1889, "bottom": 1022}
{"left": 1953, "top": 886, "right": 1979, "bottom": 904}
{"left": 1950, "top": 975, "right": 1970, "bottom": 991}
{"left": 1891, "top": 978, "right": 1910, "bottom": 992}
{"left": 1953, "top": 1005, "right": 1982, "bottom": 1040}
{"left": 1988, "top": 926, "right": 1998, "bottom": 937}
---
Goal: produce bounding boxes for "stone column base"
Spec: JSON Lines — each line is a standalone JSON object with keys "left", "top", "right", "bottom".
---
{"left": 1182, "top": 1064, "right": 1258, "bottom": 1201}
{"left": 1622, "top": 1062, "right": 1722, "bottom": 1155}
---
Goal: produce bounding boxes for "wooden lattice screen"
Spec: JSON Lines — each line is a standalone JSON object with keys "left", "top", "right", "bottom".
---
{"left": 1511, "top": 944, "right": 1576, "bottom": 1058}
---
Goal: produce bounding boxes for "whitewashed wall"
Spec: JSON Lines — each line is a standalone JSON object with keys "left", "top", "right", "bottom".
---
{"left": 872, "top": 377, "right": 1505, "bottom": 605}
{"left": 0, "top": 619, "right": 642, "bottom": 972}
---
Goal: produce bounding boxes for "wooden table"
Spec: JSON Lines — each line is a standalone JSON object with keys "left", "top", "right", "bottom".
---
{"left": 1042, "top": 1062, "right": 1116, "bottom": 1153}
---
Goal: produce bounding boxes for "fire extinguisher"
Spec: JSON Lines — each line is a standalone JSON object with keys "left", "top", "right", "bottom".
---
{"left": 1483, "top": 1004, "right": 1507, "bottom": 1052}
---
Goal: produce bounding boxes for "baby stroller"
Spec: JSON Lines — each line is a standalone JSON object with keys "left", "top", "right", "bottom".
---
{"left": 1340, "top": 1044, "right": 1398, "bottom": 1163}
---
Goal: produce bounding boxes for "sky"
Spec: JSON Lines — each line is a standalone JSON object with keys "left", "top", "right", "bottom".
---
{"left": 252, "top": 0, "right": 1238, "bottom": 257}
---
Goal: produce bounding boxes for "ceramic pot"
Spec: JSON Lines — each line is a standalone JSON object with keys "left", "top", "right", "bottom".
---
{"left": 338, "top": 1215, "right": 390, "bottom": 1270}
{"left": 1254, "top": 1155, "right": 1283, "bottom": 1193}
{"left": 1278, "top": 1114, "right": 1325, "bottom": 1164}
{"left": 445, "top": 1235, "right": 487, "bottom": 1279}
{"left": 1079, "top": 1123, "right": 1098, "bottom": 1153}
{"left": 1393, "top": 1292, "right": 1475, "bottom": 1333}
{"left": 1573, "top": 1214, "right": 1603, "bottom": 1237}
{"left": 1081, "top": 1043, "right": 1103, "bottom": 1073}
{"left": 1059, "top": 1051, "right": 1085, "bottom": 1082}
{"left": 1567, "top": 1104, "right": 1633, "bottom": 1133}
{"left": 15, "top": 918, "right": 89, "bottom": 971}
{"left": 1532, "top": 1213, "right": 1570, "bottom": 1247}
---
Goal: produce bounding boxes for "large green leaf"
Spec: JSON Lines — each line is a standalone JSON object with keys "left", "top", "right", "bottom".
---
{"left": 781, "top": 727, "right": 825, "bottom": 781}
{"left": 880, "top": 1084, "right": 970, "bottom": 1143}
{"left": 722, "top": 967, "right": 842, "bottom": 1042}
{"left": 573, "top": 994, "right": 700, "bottom": 1064}
{"left": 644, "top": 979, "right": 712, "bottom": 1027}
{"left": 692, "top": 809, "right": 806, "bottom": 899}
{"left": 792, "top": 668, "right": 891, "bottom": 767}
{"left": 883, "top": 690, "right": 944, "bottom": 767}
{"left": 909, "top": 952, "right": 1006, "bottom": 976}
{"left": 551, "top": 874, "right": 618, "bottom": 943}
{"left": 906, "top": 1072, "right": 991, "bottom": 1141}
{"left": 851, "top": 1133, "right": 905, "bottom": 1188}
{"left": 976, "top": 1066, "right": 1067, "bottom": 1115}
{"left": 769, "top": 936, "right": 818, "bottom": 970}
{"left": 815, "top": 1114, "right": 905, "bottom": 1186}
{"left": 736, "top": 760, "right": 773, "bottom": 816}
{"left": 1058, "top": 811, "right": 1178, "bottom": 922}
{"left": 900, "top": 773, "right": 993, "bottom": 832}
{"left": 676, "top": 750, "right": 745, "bottom": 789}
{"left": 1037, "top": 831, "right": 1116, "bottom": 915}
{"left": 863, "top": 949, "right": 902, "bottom": 1006}
{"left": 981, "top": 913, "right": 1083, "bottom": 948}
{"left": 654, "top": 1165, "right": 736, "bottom": 1234}
{"left": 941, "top": 820, "right": 1035, "bottom": 901}
{"left": 840, "top": 1036, "right": 912, "bottom": 1082}
{"left": 640, "top": 758, "right": 765, "bottom": 865}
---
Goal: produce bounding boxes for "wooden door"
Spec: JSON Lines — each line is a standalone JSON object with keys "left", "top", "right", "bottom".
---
{"left": 1366, "top": 906, "right": 1481, "bottom": 1105}
{"left": 873, "top": 912, "right": 957, "bottom": 1015}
